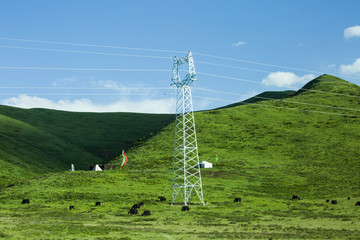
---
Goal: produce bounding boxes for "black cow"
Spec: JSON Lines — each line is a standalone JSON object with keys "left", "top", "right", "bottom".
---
{"left": 158, "top": 196, "right": 166, "bottom": 202}
{"left": 95, "top": 202, "right": 101, "bottom": 206}
{"left": 128, "top": 208, "right": 138, "bottom": 214}
{"left": 21, "top": 199, "right": 30, "bottom": 204}
{"left": 181, "top": 206, "right": 190, "bottom": 211}
{"left": 326, "top": 199, "right": 329, "bottom": 202}
{"left": 347, "top": 197, "right": 351, "bottom": 200}
{"left": 233, "top": 198, "right": 242, "bottom": 203}
{"left": 355, "top": 201, "right": 360, "bottom": 206}
{"left": 292, "top": 195, "right": 301, "bottom": 200}
{"left": 69, "top": 206, "right": 75, "bottom": 210}
{"left": 132, "top": 203, "right": 141, "bottom": 209}
{"left": 331, "top": 200, "right": 337, "bottom": 205}
{"left": 142, "top": 210, "right": 151, "bottom": 216}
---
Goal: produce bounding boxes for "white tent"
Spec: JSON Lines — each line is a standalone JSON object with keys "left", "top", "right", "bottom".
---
{"left": 196, "top": 161, "right": 213, "bottom": 168}
{"left": 92, "top": 164, "right": 103, "bottom": 171}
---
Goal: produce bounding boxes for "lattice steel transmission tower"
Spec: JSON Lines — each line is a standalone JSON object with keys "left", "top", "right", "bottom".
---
{"left": 170, "top": 51, "right": 205, "bottom": 206}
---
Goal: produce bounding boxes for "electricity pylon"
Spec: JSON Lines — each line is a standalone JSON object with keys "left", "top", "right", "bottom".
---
{"left": 170, "top": 51, "right": 205, "bottom": 206}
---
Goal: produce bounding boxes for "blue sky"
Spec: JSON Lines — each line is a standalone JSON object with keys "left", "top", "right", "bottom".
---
{"left": 0, "top": 0, "right": 359, "bottom": 113}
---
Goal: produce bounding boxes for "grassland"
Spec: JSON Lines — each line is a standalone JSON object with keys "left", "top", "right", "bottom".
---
{"left": 0, "top": 74, "right": 359, "bottom": 239}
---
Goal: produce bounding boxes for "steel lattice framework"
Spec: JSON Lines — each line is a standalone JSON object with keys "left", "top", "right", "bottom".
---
{"left": 170, "top": 51, "right": 205, "bottom": 206}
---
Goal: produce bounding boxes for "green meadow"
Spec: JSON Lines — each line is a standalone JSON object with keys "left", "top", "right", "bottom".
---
{"left": 0, "top": 74, "right": 359, "bottom": 239}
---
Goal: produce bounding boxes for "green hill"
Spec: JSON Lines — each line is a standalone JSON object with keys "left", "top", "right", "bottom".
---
{"left": 122, "top": 74, "right": 360, "bottom": 198}
{"left": 0, "top": 106, "right": 174, "bottom": 186}
{"left": 0, "top": 74, "right": 359, "bottom": 239}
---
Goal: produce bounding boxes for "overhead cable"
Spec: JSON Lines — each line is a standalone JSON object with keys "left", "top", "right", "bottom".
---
{"left": 197, "top": 72, "right": 360, "bottom": 98}
{"left": 0, "top": 66, "right": 171, "bottom": 72}
{"left": 193, "top": 96, "right": 359, "bottom": 118}
{"left": 196, "top": 87, "right": 360, "bottom": 112}
{"left": 0, "top": 37, "right": 187, "bottom": 54}
{"left": 0, "top": 45, "right": 172, "bottom": 59}
{"left": 1, "top": 36, "right": 359, "bottom": 81}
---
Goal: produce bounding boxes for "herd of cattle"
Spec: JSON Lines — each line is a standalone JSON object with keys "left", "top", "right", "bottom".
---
{"left": 20, "top": 195, "right": 360, "bottom": 215}
{"left": 291, "top": 195, "right": 360, "bottom": 206}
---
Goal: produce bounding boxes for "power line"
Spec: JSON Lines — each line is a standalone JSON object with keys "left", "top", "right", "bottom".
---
{"left": 1, "top": 36, "right": 360, "bottom": 81}
{"left": 0, "top": 66, "right": 357, "bottom": 98}
{"left": 0, "top": 66, "right": 171, "bottom": 72}
{"left": 197, "top": 60, "right": 271, "bottom": 74}
{"left": 196, "top": 87, "right": 360, "bottom": 112}
{"left": 0, "top": 37, "right": 187, "bottom": 54}
{"left": 0, "top": 45, "right": 172, "bottom": 59}
{"left": 194, "top": 52, "right": 360, "bottom": 81}
{"left": 0, "top": 86, "right": 172, "bottom": 90}
{"left": 193, "top": 95, "right": 360, "bottom": 118}
{"left": 197, "top": 72, "right": 360, "bottom": 98}
{"left": 0, "top": 93, "right": 175, "bottom": 96}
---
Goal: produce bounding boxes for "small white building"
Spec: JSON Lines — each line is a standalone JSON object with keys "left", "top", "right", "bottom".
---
{"left": 196, "top": 161, "right": 213, "bottom": 169}
{"left": 91, "top": 164, "right": 103, "bottom": 171}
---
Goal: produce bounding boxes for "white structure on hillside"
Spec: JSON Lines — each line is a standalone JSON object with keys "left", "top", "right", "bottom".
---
{"left": 91, "top": 164, "right": 103, "bottom": 171}
{"left": 196, "top": 161, "right": 213, "bottom": 169}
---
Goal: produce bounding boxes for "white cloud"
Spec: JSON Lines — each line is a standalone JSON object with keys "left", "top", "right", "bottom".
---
{"left": 344, "top": 25, "right": 360, "bottom": 39}
{"left": 262, "top": 72, "right": 315, "bottom": 87}
{"left": 90, "top": 80, "right": 120, "bottom": 89}
{"left": 339, "top": 58, "right": 360, "bottom": 75}
{"left": 52, "top": 76, "right": 78, "bottom": 86}
{"left": 1, "top": 95, "right": 176, "bottom": 113}
{"left": 232, "top": 41, "right": 246, "bottom": 47}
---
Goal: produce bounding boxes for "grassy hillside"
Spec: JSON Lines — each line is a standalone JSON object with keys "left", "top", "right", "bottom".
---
{"left": 0, "top": 74, "right": 359, "bottom": 239}
{"left": 0, "top": 106, "right": 174, "bottom": 161}
{"left": 123, "top": 75, "right": 360, "bottom": 198}
{"left": 0, "top": 106, "right": 174, "bottom": 186}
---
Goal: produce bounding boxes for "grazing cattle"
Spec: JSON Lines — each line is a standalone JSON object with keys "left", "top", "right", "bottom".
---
{"left": 331, "top": 200, "right": 337, "bottom": 205}
{"left": 326, "top": 199, "right": 329, "bottom": 202}
{"left": 347, "top": 197, "right": 351, "bottom": 200}
{"left": 292, "top": 195, "right": 301, "bottom": 200}
{"left": 128, "top": 208, "right": 138, "bottom": 214}
{"left": 158, "top": 196, "right": 166, "bottom": 202}
{"left": 95, "top": 202, "right": 101, "bottom": 206}
{"left": 131, "top": 203, "right": 141, "bottom": 209}
{"left": 69, "top": 206, "right": 75, "bottom": 210}
{"left": 355, "top": 201, "right": 360, "bottom": 206}
{"left": 233, "top": 198, "right": 242, "bottom": 203}
{"left": 181, "top": 206, "right": 190, "bottom": 212}
{"left": 21, "top": 199, "right": 30, "bottom": 204}
{"left": 142, "top": 210, "right": 151, "bottom": 216}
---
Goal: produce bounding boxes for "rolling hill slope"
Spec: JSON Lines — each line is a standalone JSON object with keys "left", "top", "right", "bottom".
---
{"left": 119, "top": 74, "right": 360, "bottom": 198}
{"left": 0, "top": 106, "right": 174, "bottom": 186}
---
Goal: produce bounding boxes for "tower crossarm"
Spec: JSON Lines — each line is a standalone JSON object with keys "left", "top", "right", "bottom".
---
{"left": 171, "top": 51, "right": 197, "bottom": 88}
